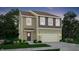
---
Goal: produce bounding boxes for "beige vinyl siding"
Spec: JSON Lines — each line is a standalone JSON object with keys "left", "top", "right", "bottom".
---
{"left": 23, "top": 17, "right": 36, "bottom": 29}
{"left": 22, "top": 16, "right": 37, "bottom": 40}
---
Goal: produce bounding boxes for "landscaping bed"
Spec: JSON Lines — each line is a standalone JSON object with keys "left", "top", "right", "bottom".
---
{"left": 0, "top": 43, "right": 50, "bottom": 49}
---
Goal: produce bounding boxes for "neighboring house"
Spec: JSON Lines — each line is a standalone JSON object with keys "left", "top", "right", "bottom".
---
{"left": 19, "top": 11, "right": 62, "bottom": 42}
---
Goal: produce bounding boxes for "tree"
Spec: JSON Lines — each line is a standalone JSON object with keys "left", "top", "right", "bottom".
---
{"left": 0, "top": 15, "right": 5, "bottom": 39}
{"left": 62, "top": 11, "right": 79, "bottom": 43}
{"left": 4, "top": 9, "right": 19, "bottom": 40}
{"left": 0, "top": 9, "right": 19, "bottom": 40}
{"left": 64, "top": 11, "right": 76, "bottom": 19}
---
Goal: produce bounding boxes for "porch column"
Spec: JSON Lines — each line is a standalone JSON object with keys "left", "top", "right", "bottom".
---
{"left": 36, "top": 16, "right": 39, "bottom": 41}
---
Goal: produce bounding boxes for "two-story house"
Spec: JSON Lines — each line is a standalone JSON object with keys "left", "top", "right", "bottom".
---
{"left": 19, "top": 11, "right": 62, "bottom": 42}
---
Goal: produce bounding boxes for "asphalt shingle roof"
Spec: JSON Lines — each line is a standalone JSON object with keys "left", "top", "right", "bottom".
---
{"left": 21, "top": 11, "right": 34, "bottom": 16}
{"left": 33, "top": 11, "right": 59, "bottom": 17}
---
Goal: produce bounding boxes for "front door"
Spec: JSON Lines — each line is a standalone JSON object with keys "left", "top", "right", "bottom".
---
{"left": 27, "top": 32, "right": 31, "bottom": 41}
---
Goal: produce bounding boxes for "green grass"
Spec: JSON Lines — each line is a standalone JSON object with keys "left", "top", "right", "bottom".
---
{"left": 0, "top": 43, "right": 50, "bottom": 49}
{"left": 29, "top": 44, "right": 50, "bottom": 48}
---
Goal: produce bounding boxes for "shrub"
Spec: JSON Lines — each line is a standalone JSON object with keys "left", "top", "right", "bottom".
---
{"left": 19, "top": 40, "right": 22, "bottom": 43}
{"left": 23, "top": 40, "right": 26, "bottom": 43}
{"left": 15, "top": 38, "right": 20, "bottom": 41}
{"left": 33, "top": 40, "right": 37, "bottom": 43}
{"left": 0, "top": 45, "right": 2, "bottom": 49}
{"left": 13, "top": 41, "right": 17, "bottom": 44}
{"left": 25, "top": 42, "right": 29, "bottom": 45}
{"left": 38, "top": 40, "right": 42, "bottom": 43}
{"left": 3, "top": 40, "right": 14, "bottom": 45}
{"left": 60, "top": 40, "right": 62, "bottom": 42}
{"left": 64, "top": 38, "right": 73, "bottom": 43}
{"left": 60, "top": 39, "right": 66, "bottom": 42}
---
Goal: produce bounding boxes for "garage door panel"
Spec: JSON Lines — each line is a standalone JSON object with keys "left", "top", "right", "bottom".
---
{"left": 40, "top": 34, "right": 59, "bottom": 42}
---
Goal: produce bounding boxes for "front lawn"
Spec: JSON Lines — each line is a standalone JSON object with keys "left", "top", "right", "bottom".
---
{"left": 0, "top": 43, "right": 50, "bottom": 49}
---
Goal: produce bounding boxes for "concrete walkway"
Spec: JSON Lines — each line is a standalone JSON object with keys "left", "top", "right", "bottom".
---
{"left": 1, "top": 42, "right": 79, "bottom": 51}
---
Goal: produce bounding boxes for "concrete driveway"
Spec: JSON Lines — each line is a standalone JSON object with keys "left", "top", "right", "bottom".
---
{"left": 45, "top": 42, "right": 79, "bottom": 51}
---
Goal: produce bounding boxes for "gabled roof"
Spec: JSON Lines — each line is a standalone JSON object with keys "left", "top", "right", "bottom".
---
{"left": 32, "top": 11, "right": 59, "bottom": 17}
{"left": 21, "top": 11, "right": 59, "bottom": 17}
{"left": 21, "top": 11, "right": 34, "bottom": 16}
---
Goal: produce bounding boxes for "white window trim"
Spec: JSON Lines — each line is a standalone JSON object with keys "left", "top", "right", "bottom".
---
{"left": 48, "top": 18, "right": 53, "bottom": 26}
{"left": 26, "top": 18, "right": 32, "bottom": 26}
{"left": 55, "top": 18, "right": 60, "bottom": 26}
{"left": 40, "top": 17, "right": 45, "bottom": 25}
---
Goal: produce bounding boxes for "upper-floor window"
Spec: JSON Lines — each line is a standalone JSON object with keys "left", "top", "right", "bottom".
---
{"left": 55, "top": 18, "right": 60, "bottom": 26}
{"left": 40, "top": 17, "right": 45, "bottom": 25}
{"left": 26, "top": 18, "right": 32, "bottom": 26}
{"left": 48, "top": 18, "right": 53, "bottom": 26}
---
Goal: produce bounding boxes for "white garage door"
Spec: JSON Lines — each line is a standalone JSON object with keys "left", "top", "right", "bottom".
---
{"left": 40, "top": 34, "right": 59, "bottom": 42}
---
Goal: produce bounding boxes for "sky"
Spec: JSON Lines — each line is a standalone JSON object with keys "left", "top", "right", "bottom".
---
{"left": 0, "top": 7, "right": 79, "bottom": 19}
